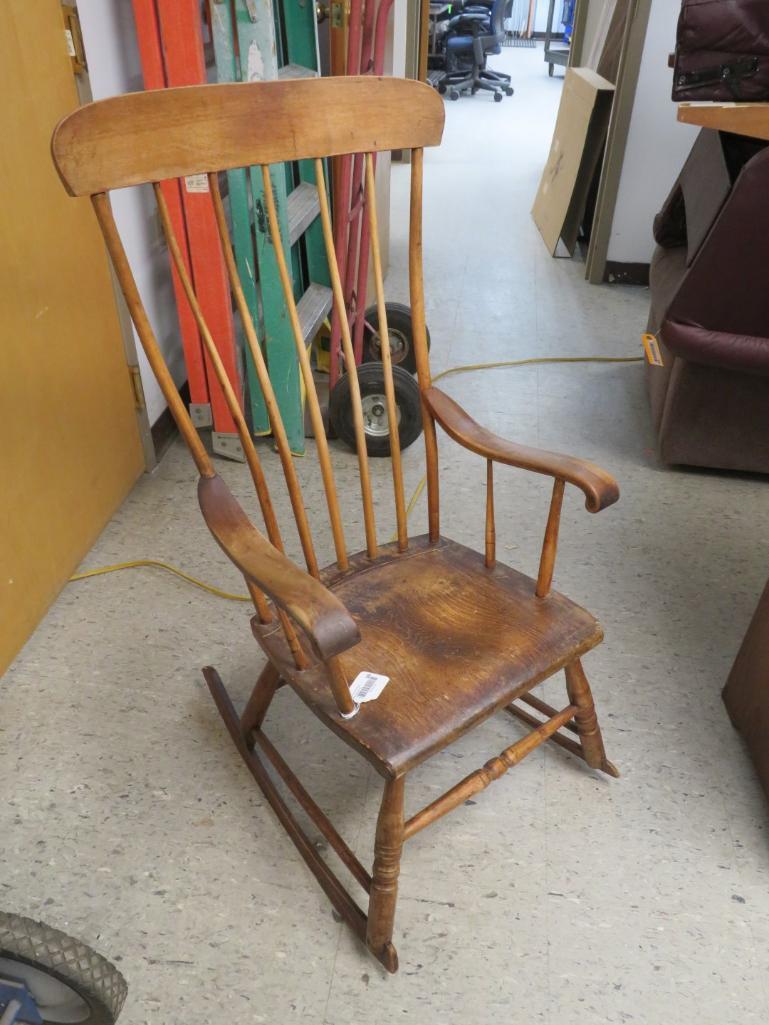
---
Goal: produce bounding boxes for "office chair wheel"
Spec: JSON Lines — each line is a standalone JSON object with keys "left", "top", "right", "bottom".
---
{"left": 504, "top": 86, "right": 514, "bottom": 96}
{"left": 494, "top": 91, "right": 503, "bottom": 102}
{"left": 362, "top": 302, "right": 430, "bottom": 375}
{"left": 329, "top": 363, "right": 422, "bottom": 458}
{"left": 448, "top": 88, "right": 460, "bottom": 101}
{"left": 0, "top": 912, "right": 127, "bottom": 1024}
{"left": 438, "top": 82, "right": 448, "bottom": 95}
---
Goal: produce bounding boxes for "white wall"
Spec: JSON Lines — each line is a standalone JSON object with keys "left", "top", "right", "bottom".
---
{"left": 535, "top": 0, "right": 566, "bottom": 35}
{"left": 581, "top": 0, "right": 614, "bottom": 68}
{"left": 606, "top": 0, "right": 698, "bottom": 264}
{"left": 77, "top": 1, "right": 185, "bottom": 425}
{"left": 392, "top": 0, "right": 407, "bottom": 78}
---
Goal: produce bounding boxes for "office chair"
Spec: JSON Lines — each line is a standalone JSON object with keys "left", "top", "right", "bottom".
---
{"left": 440, "top": 0, "right": 514, "bottom": 102}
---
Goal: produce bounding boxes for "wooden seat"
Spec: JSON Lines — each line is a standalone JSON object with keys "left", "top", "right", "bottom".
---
{"left": 52, "top": 75, "right": 620, "bottom": 975}
{"left": 294, "top": 536, "right": 603, "bottom": 777}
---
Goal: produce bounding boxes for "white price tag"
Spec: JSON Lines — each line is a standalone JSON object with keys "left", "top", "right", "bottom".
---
{"left": 349, "top": 671, "right": 389, "bottom": 704}
{"left": 184, "top": 174, "right": 209, "bottom": 194}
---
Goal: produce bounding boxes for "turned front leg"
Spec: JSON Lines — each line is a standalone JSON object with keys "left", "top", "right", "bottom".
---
{"left": 367, "top": 776, "right": 405, "bottom": 972}
{"left": 565, "top": 659, "right": 608, "bottom": 769}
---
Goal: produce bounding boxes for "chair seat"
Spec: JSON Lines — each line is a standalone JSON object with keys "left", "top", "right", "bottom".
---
{"left": 286, "top": 536, "right": 602, "bottom": 778}
{"left": 446, "top": 35, "right": 476, "bottom": 51}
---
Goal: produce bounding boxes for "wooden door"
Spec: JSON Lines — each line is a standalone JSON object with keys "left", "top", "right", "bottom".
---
{"left": 0, "top": 1, "right": 145, "bottom": 675}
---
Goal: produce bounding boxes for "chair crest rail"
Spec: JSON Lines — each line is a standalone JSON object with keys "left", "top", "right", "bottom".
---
{"left": 51, "top": 76, "right": 444, "bottom": 196}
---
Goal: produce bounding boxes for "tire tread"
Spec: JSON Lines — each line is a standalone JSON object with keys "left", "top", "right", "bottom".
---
{"left": 0, "top": 912, "right": 127, "bottom": 1024}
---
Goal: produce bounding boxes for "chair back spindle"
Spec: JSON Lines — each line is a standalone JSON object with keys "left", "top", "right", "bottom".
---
{"left": 536, "top": 479, "right": 565, "bottom": 598}
{"left": 485, "top": 460, "right": 496, "bottom": 569}
{"left": 363, "top": 153, "right": 409, "bottom": 551}
{"left": 408, "top": 149, "right": 440, "bottom": 542}
{"left": 207, "top": 172, "right": 320, "bottom": 579}
{"left": 312, "top": 158, "right": 378, "bottom": 559}
{"left": 153, "top": 183, "right": 280, "bottom": 546}
{"left": 260, "top": 164, "right": 350, "bottom": 571}
{"left": 153, "top": 184, "right": 309, "bottom": 660}
{"left": 90, "top": 194, "right": 213, "bottom": 479}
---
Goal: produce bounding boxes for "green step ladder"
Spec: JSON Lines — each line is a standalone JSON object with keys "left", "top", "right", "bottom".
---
{"left": 210, "top": 0, "right": 332, "bottom": 454}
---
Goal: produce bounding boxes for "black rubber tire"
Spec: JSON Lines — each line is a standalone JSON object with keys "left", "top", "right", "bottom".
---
{"left": 361, "top": 302, "right": 430, "bottom": 375}
{"left": 329, "top": 363, "right": 423, "bottom": 458}
{"left": 0, "top": 912, "right": 127, "bottom": 1024}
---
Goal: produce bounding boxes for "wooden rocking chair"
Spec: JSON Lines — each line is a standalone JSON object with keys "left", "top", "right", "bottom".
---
{"left": 52, "top": 76, "right": 619, "bottom": 973}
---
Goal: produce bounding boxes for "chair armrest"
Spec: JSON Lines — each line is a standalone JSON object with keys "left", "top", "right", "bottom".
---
{"left": 423, "top": 386, "right": 619, "bottom": 513}
{"left": 198, "top": 475, "right": 360, "bottom": 659}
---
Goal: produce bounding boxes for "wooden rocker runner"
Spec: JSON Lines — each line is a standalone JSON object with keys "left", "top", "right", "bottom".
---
{"left": 52, "top": 77, "right": 620, "bottom": 974}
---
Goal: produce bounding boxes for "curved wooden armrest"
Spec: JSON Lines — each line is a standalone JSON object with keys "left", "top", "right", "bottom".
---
{"left": 423, "top": 386, "right": 619, "bottom": 512}
{"left": 198, "top": 475, "right": 360, "bottom": 659}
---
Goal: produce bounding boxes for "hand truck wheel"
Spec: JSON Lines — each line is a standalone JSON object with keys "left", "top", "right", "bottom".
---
{"left": 329, "top": 363, "right": 423, "bottom": 458}
{"left": 0, "top": 912, "right": 127, "bottom": 1024}
{"left": 361, "top": 302, "right": 431, "bottom": 375}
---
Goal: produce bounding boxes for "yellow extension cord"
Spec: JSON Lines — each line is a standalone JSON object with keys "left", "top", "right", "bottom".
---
{"left": 68, "top": 354, "right": 643, "bottom": 602}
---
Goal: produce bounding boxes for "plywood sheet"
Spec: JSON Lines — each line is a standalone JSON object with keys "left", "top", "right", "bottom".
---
{"left": 596, "top": 0, "right": 633, "bottom": 85}
{"left": 532, "top": 67, "right": 615, "bottom": 255}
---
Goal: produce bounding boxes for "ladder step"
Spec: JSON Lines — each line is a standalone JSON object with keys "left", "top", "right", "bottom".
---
{"left": 297, "top": 283, "right": 333, "bottom": 346}
{"left": 278, "top": 63, "right": 318, "bottom": 80}
{"left": 287, "top": 182, "right": 321, "bottom": 246}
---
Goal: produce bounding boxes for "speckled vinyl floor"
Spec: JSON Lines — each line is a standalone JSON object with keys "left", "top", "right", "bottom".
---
{"left": 3, "top": 44, "right": 769, "bottom": 1025}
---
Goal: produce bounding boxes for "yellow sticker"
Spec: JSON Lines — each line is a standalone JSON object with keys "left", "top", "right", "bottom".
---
{"left": 642, "top": 333, "right": 664, "bottom": 367}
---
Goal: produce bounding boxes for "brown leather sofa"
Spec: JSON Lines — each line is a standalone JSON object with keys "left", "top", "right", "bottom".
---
{"left": 647, "top": 128, "right": 769, "bottom": 473}
{"left": 673, "top": 0, "right": 769, "bottom": 103}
